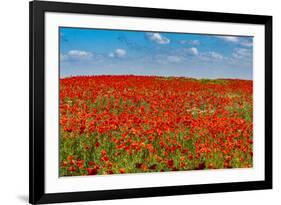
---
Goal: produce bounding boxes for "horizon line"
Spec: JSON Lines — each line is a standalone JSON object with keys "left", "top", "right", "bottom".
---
{"left": 60, "top": 74, "right": 253, "bottom": 81}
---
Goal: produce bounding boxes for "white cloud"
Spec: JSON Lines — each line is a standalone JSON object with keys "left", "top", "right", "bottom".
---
{"left": 240, "top": 41, "right": 253, "bottom": 47}
{"left": 217, "top": 36, "right": 239, "bottom": 42}
{"left": 217, "top": 36, "right": 254, "bottom": 48}
{"left": 109, "top": 48, "right": 127, "bottom": 58}
{"left": 209, "top": 51, "right": 223, "bottom": 60}
{"left": 60, "top": 50, "right": 93, "bottom": 61}
{"left": 179, "top": 40, "right": 200, "bottom": 46}
{"left": 232, "top": 48, "right": 252, "bottom": 59}
{"left": 200, "top": 51, "right": 224, "bottom": 61}
{"left": 68, "top": 50, "right": 93, "bottom": 58}
{"left": 115, "top": 49, "right": 126, "bottom": 57}
{"left": 66, "top": 50, "right": 93, "bottom": 60}
{"left": 146, "top": 32, "right": 170, "bottom": 44}
{"left": 186, "top": 47, "right": 199, "bottom": 56}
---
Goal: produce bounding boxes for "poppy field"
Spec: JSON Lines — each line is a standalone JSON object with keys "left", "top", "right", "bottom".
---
{"left": 59, "top": 75, "right": 253, "bottom": 176}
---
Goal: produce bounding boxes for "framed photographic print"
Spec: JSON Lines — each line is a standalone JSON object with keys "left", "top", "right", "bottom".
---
{"left": 29, "top": 0, "right": 272, "bottom": 204}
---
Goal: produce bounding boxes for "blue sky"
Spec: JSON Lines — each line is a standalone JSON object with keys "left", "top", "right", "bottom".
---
{"left": 60, "top": 27, "right": 253, "bottom": 79}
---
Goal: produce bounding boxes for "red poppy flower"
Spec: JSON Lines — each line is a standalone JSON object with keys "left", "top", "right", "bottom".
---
{"left": 68, "top": 166, "right": 76, "bottom": 172}
{"left": 87, "top": 168, "right": 98, "bottom": 175}
{"left": 167, "top": 159, "right": 174, "bottom": 168}
{"left": 119, "top": 168, "right": 126, "bottom": 174}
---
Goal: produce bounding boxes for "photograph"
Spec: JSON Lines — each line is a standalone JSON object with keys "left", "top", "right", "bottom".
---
{"left": 29, "top": 1, "right": 272, "bottom": 203}
{"left": 59, "top": 27, "right": 254, "bottom": 177}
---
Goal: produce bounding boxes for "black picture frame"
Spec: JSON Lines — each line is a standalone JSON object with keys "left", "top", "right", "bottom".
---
{"left": 29, "top": 0, "right": 272, "bottom": 204}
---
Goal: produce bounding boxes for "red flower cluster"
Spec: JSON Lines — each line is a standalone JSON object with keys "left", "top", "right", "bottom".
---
{"left": 59, "top": 75, "right": 253, "bottom": 176}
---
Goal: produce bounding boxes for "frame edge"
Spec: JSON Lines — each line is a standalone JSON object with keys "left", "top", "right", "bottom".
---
{"left": 29, "top": 0, "right": 46, "bottom": 204}
{"left": 29, "top": 1, "right": 273, "bottom": 204}
{"left": 29, "top": 1, "right": 34, "bottom": 204}
{"left": 264, "top": 16, "right": 273, "bottom": 189}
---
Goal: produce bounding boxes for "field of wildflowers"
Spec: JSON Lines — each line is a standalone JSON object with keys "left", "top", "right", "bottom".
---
{"left": 59, "top": 75, "right": 253, "bottom": 176}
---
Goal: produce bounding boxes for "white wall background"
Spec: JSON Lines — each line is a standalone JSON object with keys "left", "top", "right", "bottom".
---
{"left": 0, "top": 0, "right": 279, "bottom": 204}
